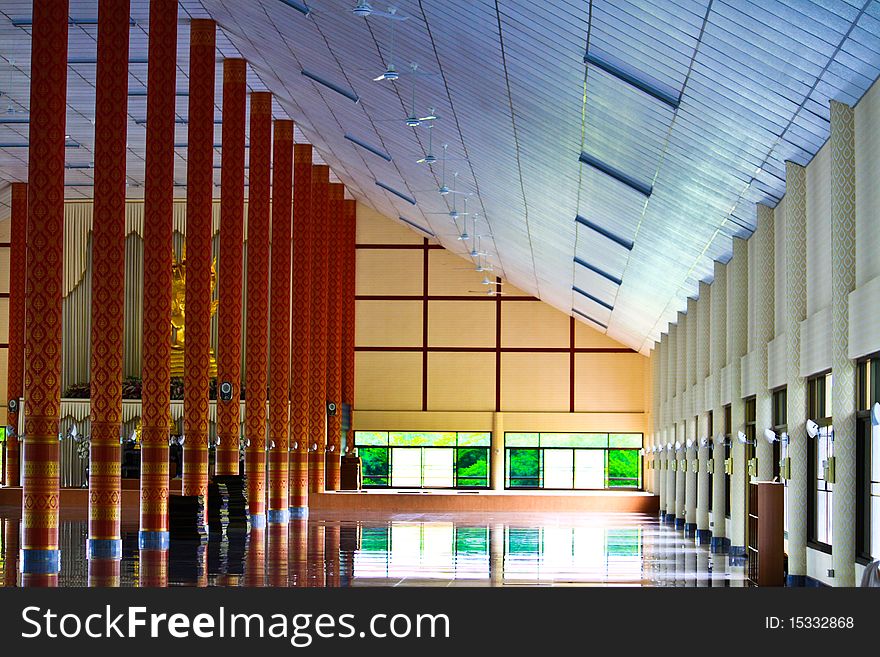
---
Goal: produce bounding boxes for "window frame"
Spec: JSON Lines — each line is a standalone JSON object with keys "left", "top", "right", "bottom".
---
{"left": 807, "top": 372, "right": 833, "bottom": 553}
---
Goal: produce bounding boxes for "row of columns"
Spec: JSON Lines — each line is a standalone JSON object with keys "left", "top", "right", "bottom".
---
{"left": 5, "top": 0, "right": 358, "bottom": 584}
{"left": 645, "top": 100, "right": 860, "bottom": 586}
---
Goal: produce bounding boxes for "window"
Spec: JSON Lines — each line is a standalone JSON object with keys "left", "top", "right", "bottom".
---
{"left": 857, "top": 357, "right": 880, "bottom": 560}
{"left": 807, "top": 373, "right": 833, "bottom": 549}
{"left": 724, "top": 404, "right": 732, "bottom": 517}
{"left": 504, "top": 433, "right": 642, "bottom": 490}
{"left": 354, "top": 432, "right": 490, "bottom": 489}
{"left": 772, "top": 388, "right": 787, "bottom": 534}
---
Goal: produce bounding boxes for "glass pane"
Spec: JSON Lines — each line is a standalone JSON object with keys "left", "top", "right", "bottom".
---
{"left": 457, "top": 432, "right": 491, "bottom": 447}
{"left": 872, "top": 497, "right": 880, "bottom": 559}
{"left": 543, "top": 449, "right": 574, "bottom": 489}
{"left": 609, "top": 433, "right": 643, "bottom": 448}
{"left": 505, "top": 432, "right": 539, "bottom": 447}
{"left": 507, "top": 448, "right": 540, "bottom": 488}
{"left": 541, "top": 433, "right": 608, "bottom": 448}
{"left": 456, "top": 448, "right": 488, "bottom": 487}
{"left": 574, "top": 449, "right": 605, "bottom": 489}
{"left": 391, "top": 448, "right": 421, "bottom": 487}
{"left": 422, "top": 448, "right": 454, "bottom": 488}
{"left": 607, "top": 449, "right": 640, "bottom": 488}
{"left": 355, "top": 431, "right": 388, "bottom": 446}
{"left": 389, "top": 432, "right": 456, "bottom": 447}
{"left": 360, "top": 447, "right": 389, "bottom": 486}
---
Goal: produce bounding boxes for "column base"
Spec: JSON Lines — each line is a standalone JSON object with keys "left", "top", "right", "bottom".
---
{"left": 786, "top": 574, "right": 807, "bottom": 587}
{"left": 87, "top": 538, "right": 122, "bottom": 560}
{"left": 267, "top": 509, "right": 290, "bottom": 524}
{"left": 250, "top": 513, "right": 267, "bottom": 529}
{"left": 695, "top": 529, "right": 711, "bottom": 544}
{"left": 709, "top": 537, "right": 730, "bottom": 553}
{"left": 20, "top": 548, "right": 61, "bottom": 574}
{"left": 674, "top": 517, "right": 685, "bottom": 530}
{"left": 138, "top": 530, "right": 170, "bottom": 550}
{"left": 684, "top": 522, "right": 697, "bottom": 537}
{"left": 661, "top": 512, "right": 676, "bottom": 524}
{"left": 289, "top": 506, "right": 309, "bottom": 519}
{"left": 729, "top": 545, "right": 747, "bottom": 567}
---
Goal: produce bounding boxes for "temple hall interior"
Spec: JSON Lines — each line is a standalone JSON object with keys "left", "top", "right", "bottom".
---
{"left": 0, "top": 0, "right": 879, "bottom": 588}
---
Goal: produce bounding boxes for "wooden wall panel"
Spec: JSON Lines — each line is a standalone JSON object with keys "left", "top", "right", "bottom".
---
{"left": 427, "top": 352, "right": 495, "bottom": 411}
{"left": 355, "top": 300, "right": 422, "bottom": 347}
{"left": 354, "top": 351, "right": 422, "bottom": 410}
{"left": 502, "top": 300, "right": 570, "bottom": 348}
{"left": 356, "top": 204, "right": 422, "bottom": 244}
{"left": 574, "top": 320, "right": 628, "bottom": 349}
{"left": 0, "top": 249, "right": 9, "bottom": 294}
{"left": 501, "top": 352, "right": 569, "bottom": 412}
{"left": 427, "top": 249, "right": 489, "bottom": 296}
{"left": 574, "top": 352, "right": 646, "bottom": 412}
{"left": 428, "top": 300, "right": 495, "bottom": 347}
{"left": 0, "top": 298, "right": 8, "bottom": 343}
{"left": 356, "top": 249, "right": 423, "bottom": 296}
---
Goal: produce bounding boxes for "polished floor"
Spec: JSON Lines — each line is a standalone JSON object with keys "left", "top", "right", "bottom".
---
{"left": 0, "top": 507, "right": 748, "bottom": 587}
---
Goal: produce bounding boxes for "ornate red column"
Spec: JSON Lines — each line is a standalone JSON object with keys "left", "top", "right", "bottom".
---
{"left": 325, "top": 184, "right": 345, "bottom": 489}
{"left": 268, "top": 119, "right": 293, "bottom": 523}
{"left": 289, "top": 144, "right": 312, "bottom": 517}
{"left": 342, "top": 199, "right": 357, "bottom": 454}
{"left": 325, "top": 523, "right": 341, "bottom": 587}
{"left": 244, "top": 92, "right": 273, "bottom": 527}
{"left": 182, "top": 19, "right": 216, "bottom": 513}
{"left": 4, "top": 183, "right": 26, "bottom": 488}
{"left": 308, "top": 521, "right": 326, "bottom": 587}
{"left": 308, "top": 165, "right": 330, "bottom": 493}
{"left": 139, "top": 0, "right": 178, "bottom": 554}
{"left": 215, "top": 59, "right": 247, "bottom": 476}
{"left": 290, "top": 517, "right": 309, "bottom": 587}
{"left": 86, "top": 0, "right": 129, "bottom": 571}
{"left": 267, "top": 522, "right": 289, "bottom": 586}
{"left": 245, "top": 526, "right": 266, "bottom": 586}
{"left": 4, "top": 516, "right": 20, "bottom": 587}
{"left": 20, "top": 0, "right": 68, "bottom": 585}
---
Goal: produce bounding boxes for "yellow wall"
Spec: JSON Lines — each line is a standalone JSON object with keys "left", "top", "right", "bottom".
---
{"left": 352, "top": 204, "right": 650, "bottom": 435}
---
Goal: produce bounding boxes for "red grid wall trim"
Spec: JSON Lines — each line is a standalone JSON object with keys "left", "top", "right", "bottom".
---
{"left": 4, "top": 182, "right": 26, "bottom": 487}
{"left": 215, "top": 58, "right": 247, "bottom": 476}
{"left": 21, "top": 0, "right": 68, "bottom": 569}
{"left": 308, "top": 165, "right": 330, "bottom": 493}
{"left": 182, "top": 19, "right": 216, "bottom": 503}
{"left": 243, "top": 92, "right": 273, "bottom": 517}
{"left": 88, "top": 0, "right": 130, "bottom": 544}
{"left": 289, "top": 143, "right": 313, "bottom": 508}
{"left": 139, "top": 0, "right": 177, "bottom": 535}
{"left": 268, "top": 119, "right": 293, "bottom": 513}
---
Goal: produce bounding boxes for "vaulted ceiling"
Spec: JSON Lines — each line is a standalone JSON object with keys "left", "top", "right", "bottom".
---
{"left": 2, "top": 0, "right": 880, "bottom": 353}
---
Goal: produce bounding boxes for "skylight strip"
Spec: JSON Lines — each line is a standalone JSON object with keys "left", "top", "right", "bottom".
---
{"left": 301, "top": 69, "right": 359, "bottom": 103}
{"left": 573, "top": 256, "right": 623, "bottom": 286}
{"left": 0, "top": 142, "right": 80, "bottom": 148}
{"left": 69, "top": 57, "right": 148, "bottom": 65}
{"left": 583, "top": 52, "right": 680, "bottom": 109}
{"left": 578, "top": 151, "right": 652, "bottom": 198}
{"left": 375, "top": 181, "right": 416, "bottom": 205}
{"left": 399, "top": 216, "right": 434, "bottom": 237}
{"left": 344, "top": 133, "right": 392, "bottom": 162}
{"left": 572, "top": 308, "right": 608, "bottom": 330}
{"left": 574, "top": 215, "right": 634, "bottom": 250}
{"left": 12, "top": 18, "right": 137, "bottom": 26}
{"left": 572, "top": 285, "right": 614, "bottom": 311}
{"left": 135, "top": 119, "right": 222, "bottom": 125}
{"left": 128, "top": 90, "right": 189, "bottom": 97}
{"left": 277, "top": 0, "right": 311, "bottom": 16}
{"left": 0, "top": 118, "right": 29, "bottom": 124}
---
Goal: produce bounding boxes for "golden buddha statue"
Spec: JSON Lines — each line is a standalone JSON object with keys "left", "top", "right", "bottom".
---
{"left": 170, "top": 244, "right": 219, "bottom": 377}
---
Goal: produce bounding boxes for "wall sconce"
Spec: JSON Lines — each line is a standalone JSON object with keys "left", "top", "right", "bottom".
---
{"left": 780, "top": 456, "right": 791, "bottom": 480}
{"left": 706, "top": 458, "right": 715, "bottom": 473}
{"left": 724, "top": 457, "right": 733, "bottom": 475}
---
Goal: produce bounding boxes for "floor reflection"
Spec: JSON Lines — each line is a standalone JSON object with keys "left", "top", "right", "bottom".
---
{"left": 0, "top": 510, "right": 748, "bottom": 587}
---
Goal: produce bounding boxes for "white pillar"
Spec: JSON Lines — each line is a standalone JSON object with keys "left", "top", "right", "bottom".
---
{"left": 685, "top": 297, "right": 698, "bottom": 536}
{"left": 696, "top": 282, "right": 712, "bottom": 543}
{"left": 830, "top": 99, "right": 857, "bottom": 587}
{"left": 754, "top": 204, "right": 775, "bottom": 481}
{"left": 784, "top": 160, "right": 808, "bottom": 581}
{"left": 490, "top": 413, "right": 504, "bottom": 491}
{"left": 710, "top": 261, "right": 729, "bottom": 551}
{"left": 728, "top": 238, "right": 749, "bottom": 556}
{"left": 666, "top": 324, "right": 678, "bottom": 520}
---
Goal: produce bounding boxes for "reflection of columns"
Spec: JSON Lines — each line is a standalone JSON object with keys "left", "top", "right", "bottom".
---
{"left": 830, "top": 100, "right": 857, "bottom": 587}
{"left": 290, "top": 518, "right": 309, "bottom": 587}
{"left": 325, "top": 184, "right": 345, "bottom": 490}
{"left": 140, "top": 0, "right": 178, "bottom": 551}
{"left": 4, "top": 516, "right": 20, "bottom": 587}
{"left": 309, "top": 166, "right": 330, "bottom": 493}
{"left": 325, "top": 523, "right": 341, "bottom": 587}
{"left": 245, "top": 527, "right": 266, "bottom": 587}
{"left": 695, "top": 283, "right": 711, "bottom": 543}
{"left": 710, "top": 261, "right": 728, "bottom": 552}
{"left": 182, "top": 19, "right": 216, "bottom": 510}
{"left": 490, "top": 413, "right": 504, "bottom": 490}
{"left": 727, "top": 239, "right": 749, "bottom": 556}
{"left": 754, "top": 204, "right": 775, "bottom": 481}
{"left": 139, "top": 549, "right": 168, "bottom": 587}
{"left": 684, "top": 299, "right": 697, "bottom": 536}
{"left": 267, "top": 522, "right": 289, "bottom": 586}
{"left": 215, "top": 59, "right": 248, "bottom": 476}
{"left": 489, "top": 523, "right": 504, "bottom": 586}
{"left": 309, "top": 522, "right": 326, "bottom": 587}
{"left": 88, "top": 558, "right": 120, "bottom": 587}
{"left": 290, "top": 144, "right": 313, "bottom": 516}
{"left": 341, "top": 199, "right": 357, "bottom": 455}
{"left": 783, "top": 161, "right": 808, "bottom": 582}
{"left": 87, "top": 0, "right": 129, "bottom": 563}
{"left": 268, "top": 119, "right": 293, "bottom": 523}
{"left": 244, "top": 93, "right": 273, "bottom": 527}
{"left": 4, "top": 183, "right": 26, "bottom": 487}
{"left": 21, "top": 0, "right": 68, "bottom": 585}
